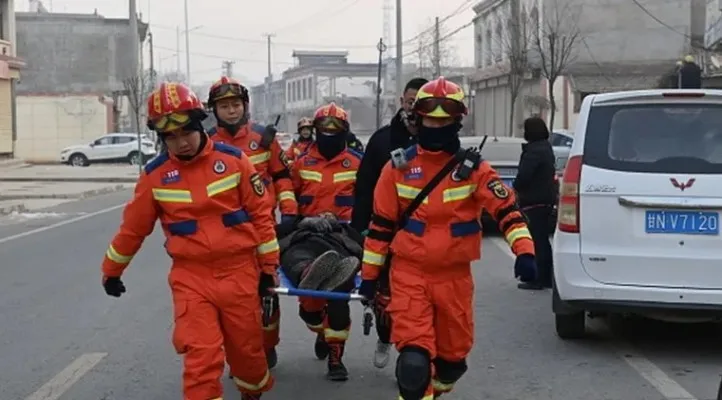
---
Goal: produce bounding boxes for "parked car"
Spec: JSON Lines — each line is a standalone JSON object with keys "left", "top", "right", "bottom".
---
{"left": 60, "top": 133, "right": 157, "bottom": 167}
{"left": 550, "top": 130, "right": 574, "bottom": 147}
{"left": 553, "top": 89, "right": 722, "bottom": 339}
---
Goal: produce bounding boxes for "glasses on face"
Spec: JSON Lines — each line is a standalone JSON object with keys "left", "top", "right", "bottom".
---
{"left": 153, "top": 112, "right": 191, "bottom": 132}
{"left": 315, "top": 117, "right": 346, "bottom": 133}
{"left": 413, "top": 97, "right": 467, "bottom": 117}
{"left": 210, "top": 83, "right": 244, "bottom": 102}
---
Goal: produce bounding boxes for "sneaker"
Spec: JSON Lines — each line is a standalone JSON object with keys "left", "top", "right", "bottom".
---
{"left": 266, "top": 347, "right": 278, "bottom": 369}
{"left": 298, "top": 251, "right": 342, "bottom": 290}
{"left": 317, "top": 256, "right": 360, "bottom": 292}
{"left": 373, "top": 339, "right": 391, "bottom": 368}
{"left": 326, "top": 343, "right": 349, "bottom": 381}
{"left": 314, "top": 332, "right": 329, "bottom": 360}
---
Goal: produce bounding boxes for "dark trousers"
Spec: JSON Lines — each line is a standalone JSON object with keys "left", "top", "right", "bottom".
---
{"left": 523, "top": 205, "right": 554, "bottom": 287}
{"left": 375, "top": 265, "right": 392, "bottom": 343}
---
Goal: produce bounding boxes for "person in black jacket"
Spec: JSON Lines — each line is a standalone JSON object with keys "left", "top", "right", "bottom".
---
{"left": 350, "top": 77, "right": 428, "bottom": 369}
{"left": 513, "top": 117, "right": 557, "bottom": 290}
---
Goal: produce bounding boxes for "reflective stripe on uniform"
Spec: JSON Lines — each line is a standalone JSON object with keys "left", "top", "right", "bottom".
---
{"left": 206, "top": 172, "right": 241, "bottom": 197}
{"left": 395, "top": 183, "right": 428, "bottom": 203}
{"left": 442, "top": 184, "right": 477, "bottom": 203}
{"left": 277, "top": 190, "right": 296, "bottom": 202}
{"left": 151, "top": 188, "right": 192, "bottom": 203}
{"left": 262, "top": 321, "right": 279, "bottom": 331}
{"left": 306, "top": 322, "right": 323, "bottom": 332}
{"left": 432, "top": 379, "right": 454, "bottom": 393}
{"left": 106, "top": 244, "right": 134, "bottom": 264}
{"left": 362, "top": 249, "right": 386, "bottom": 266}
{"left": 332, "top": 171, "right": 356, "bottom": 183}
{"left": 299, "top": 169, "right": 323, "bottom": 182}
{"left": 233, "top": 369, "right": 271, "bottom": 391}
{"left": 249, "top": 151, "right": 271, "bottom": 164}
{"left": 257, "top": 238, "right": 280, "bottom": 255}
{"left": 324, "top": 328, "right": 349, "bottom": 341}
{"left": 398, "top": 393, "right": 434, "bottom": 400}
{"left": 505, "top": 226, "right": 532, "bottom": 246}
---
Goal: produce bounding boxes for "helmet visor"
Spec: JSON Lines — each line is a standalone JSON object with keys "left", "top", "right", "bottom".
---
{"left": 153, "top": 112, "right": 191, "bottom": 132}
{"left": 315, "top": 116, "right": 347, "bottom": 133}
{"left": 414, "top": 97, "right": 467, "bottom": 118}
{"left": 210, "top": 83, "right": 245, "bottom": 103}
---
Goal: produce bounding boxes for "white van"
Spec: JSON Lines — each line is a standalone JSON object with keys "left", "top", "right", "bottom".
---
{"left": 552, "top": 89, "right": 722, "bottom": 339}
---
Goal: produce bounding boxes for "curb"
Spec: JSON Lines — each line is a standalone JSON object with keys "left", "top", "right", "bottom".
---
{"left": 0, "top": 202, "right": 28, "bottom": 216}
{"left": 0, "top": 184, "right": 132, "bottom": 201}
{"left": 0, "top": 177, "right": 138, "bottom": 183}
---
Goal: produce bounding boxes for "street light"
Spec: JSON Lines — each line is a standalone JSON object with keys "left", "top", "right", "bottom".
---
{"left": 177, "top": 24, "right": 202, "bottom": 83}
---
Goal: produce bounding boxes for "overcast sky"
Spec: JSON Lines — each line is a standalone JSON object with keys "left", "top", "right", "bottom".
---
{"left": 16, "top": 0, "right": 476, "bottom": 86}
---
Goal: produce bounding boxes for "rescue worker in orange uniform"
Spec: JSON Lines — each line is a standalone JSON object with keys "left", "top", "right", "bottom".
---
{"left": 101, "top": 82, "right": 278, "bottom": 400}
{"left": 291, "top": 102, "right": 363, "bottom": 381}
{"left": 357, "top": 78, "right": 538, "bottom": 399}
{"left": 287, "top": 117, "right": 315, "bottom": 161}
{"left": 206, "top": 76, "right": 296, "bottom": 367}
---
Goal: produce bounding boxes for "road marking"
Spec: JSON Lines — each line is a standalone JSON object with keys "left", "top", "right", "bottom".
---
{"left": 0, "top": 204, "right": 125, "bottom": 245}
{"left": 24, "top": 352, "right": 107, "bottom": 400}
{"left": 488, "top": 235, "right": 699, "bottom": 400}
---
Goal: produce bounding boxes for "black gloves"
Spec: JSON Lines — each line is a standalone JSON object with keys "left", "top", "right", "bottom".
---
{"left": 358, "top": 279, "right": 377, "bottom": 303}
{"left": 258, "top": 272, "right": 278, "bottom": 297}
{"left": 103, "top": 276, "right": 126, "bottom": 297}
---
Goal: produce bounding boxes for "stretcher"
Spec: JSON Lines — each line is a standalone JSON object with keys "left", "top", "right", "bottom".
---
{"left": 269, "top": 268, "right": 366, "bottom": 301}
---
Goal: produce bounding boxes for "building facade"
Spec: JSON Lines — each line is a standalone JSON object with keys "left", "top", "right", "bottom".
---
{"left": 471, "top": 0, "right": 706, "bottom": 136}
{"left": 0, "top": 0, "right": 25, "bottom": 157}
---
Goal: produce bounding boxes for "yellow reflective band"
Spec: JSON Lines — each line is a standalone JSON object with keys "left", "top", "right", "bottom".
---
{"left": 262, "top": 321, "right": 279, "bottom": 331}
{"left": 323, "top": 328, "right": 349, "bottom": 341}
{"left": 306, "top": 322, "right": 323, "bottom": 330}
{"left": 398, "top": 394, "right": 434, "bottom": 400}
{"left": 362, "top": 249, "right": 386, "bottom": 266}
{"left": 152, "top": 188, "right": 192, "bottom": 203}
{"left": 209, "top": 398, "right": 222, "bottom": 400}
{"left": 505, "top": 226, "right": 532, "bottom": 246}
{"left": 206, "top": 172, "right": 241, "bottom": 197}
{"left": 442, "top": 184, "right": 477, "bottom": 203}
{"left": 395, "top": 183, "right": 428, "bottom": 203}
{"left": 233, "top": 369, "right": 270, "bottom": 391}
{"left": 105, "top": 245, "right": 133, "bottom": 264}
{"left": 299, "top": 169, "right": 323, "bottom": 182}
{"left": 277, "top": 190, "right": 296, "bottom": 202}
{"left": 249, "top": 151, "right": 271, "bottom": 164}
{"left": 257, "top": 238, "right": 280, "bottom": 255}
{"left": 333, "top": 170, "right": 357, "bottom": 183}
{"left": 432, "top": 379, "right": 454, "bottom": 392}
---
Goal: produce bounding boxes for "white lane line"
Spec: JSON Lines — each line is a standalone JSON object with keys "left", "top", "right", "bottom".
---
{"left": 24, "top": 352, "right": 107, "bottom": 400}
{"left": 487, "top": 235, "right": 699, "bottom": 400}
{"left": 0, "top": 204, "right": 124, "bottom": 245}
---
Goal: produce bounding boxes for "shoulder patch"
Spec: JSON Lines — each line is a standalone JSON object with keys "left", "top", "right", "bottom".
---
{"left": 144, "top": 152, "right": 170, "bottom": 175}
{"left": 404, "top": 145, "right": 418, "bottom": 161}
{"left": 346, "top": 148, "right": 363, "bottom": 160}
{"left": 213, "top": 142, "right": 243, "bottom": 158}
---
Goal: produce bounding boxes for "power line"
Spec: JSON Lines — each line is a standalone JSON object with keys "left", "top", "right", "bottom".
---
{"left": 272, "top": 0, "right": 363, "bottom": 34}
{"left": 403, "top": 21, "right": 473, "bottom": 58}
{"left": 153, "top": 44, "right": 295, "bottom": 65}
{"left": 629, "top": 0, "right": 710, "bottom": 51}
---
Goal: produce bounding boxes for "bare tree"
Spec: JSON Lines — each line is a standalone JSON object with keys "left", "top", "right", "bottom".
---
{"left": 123, "top": 70, "right": 154, "bottom": 173}
{"left": 529, "top": 0, "right": 582, "bottom": 130}
{"left": 494, "top": 0, "right": 535, "bottom": 136}
{"left": 413, "top": 18, "right": 461, "bottom": 79}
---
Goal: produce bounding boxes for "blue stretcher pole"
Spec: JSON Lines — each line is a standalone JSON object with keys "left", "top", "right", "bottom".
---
{"left": 270, "top": 287, "right": 366, "bottom": 301}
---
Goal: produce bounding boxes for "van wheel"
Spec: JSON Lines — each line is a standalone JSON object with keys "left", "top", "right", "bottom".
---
{"left": 555, "top": 312, "right": 586, "bottom": 339}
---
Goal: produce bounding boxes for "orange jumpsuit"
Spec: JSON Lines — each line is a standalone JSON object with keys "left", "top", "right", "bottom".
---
{"left": 291, "top": 144, "right": 362, "bottom": 342}
{"left": 286, "top": 139, "right": 313, "bottom": 161}
{"left": 209, "top": 122, "right": 296, "bottom": 351}
{"left": 361, "top": 145, "right": 535, "bottom": 398}
{"left": 101, "top": 140, "right": 279, "bottom": 399}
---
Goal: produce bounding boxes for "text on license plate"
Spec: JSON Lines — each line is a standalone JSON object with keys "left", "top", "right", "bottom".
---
{"left": 645, "top": 210, "right": 719, "bottom": 235}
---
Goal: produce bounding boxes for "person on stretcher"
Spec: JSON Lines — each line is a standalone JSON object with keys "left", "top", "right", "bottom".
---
{"left": 285, "top": 102, "right": 364, "bottom": 381}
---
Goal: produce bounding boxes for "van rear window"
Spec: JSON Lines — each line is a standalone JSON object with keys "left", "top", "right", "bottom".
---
{"left": 583, "top": 103, "right": 722, "bottom": 174}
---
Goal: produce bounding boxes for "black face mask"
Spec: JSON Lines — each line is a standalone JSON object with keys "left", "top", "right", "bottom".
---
{"left": 316, "top": 132, "right": 347, "bottom": 160}
{"left": 417, "top": 122, "right": 462, "bottom": 154}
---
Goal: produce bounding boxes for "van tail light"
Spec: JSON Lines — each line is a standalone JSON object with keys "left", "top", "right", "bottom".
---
{"left": 558, "top": 155, "right": 582, "bottom": 233}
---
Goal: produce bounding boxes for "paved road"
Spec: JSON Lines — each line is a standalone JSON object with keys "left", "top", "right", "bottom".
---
{"left": 0, "top": 190, "right": 720, "bottom": 400}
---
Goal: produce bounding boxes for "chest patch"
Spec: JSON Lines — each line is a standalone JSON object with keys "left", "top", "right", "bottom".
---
{"left": 162, "top": 169, "right": 181, "bottom": 185}
{"left": 303, "top": 157, "right": 318, "bottom": 166}
{"left": 249, "top": 140, "right": 259, "bottom": 151}
{"left": 213, "top": 160, "right": 227, "bottom": 174}
{"left": 403, "top": 166, "right": 423, "bottom": 181}
{"left": 342, "top": 159, "right": 351, "bottom": 168}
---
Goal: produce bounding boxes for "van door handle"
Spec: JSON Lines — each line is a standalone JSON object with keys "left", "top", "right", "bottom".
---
{"left": 618, "top": 196, "right": 722, "bottom": 210}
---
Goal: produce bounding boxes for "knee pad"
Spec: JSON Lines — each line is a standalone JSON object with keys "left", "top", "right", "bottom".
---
{"left": 298, "top": 305, "right": 323, "bottom": 326}
{"left": 434, "top": 357, "right": 468, "bottom": 384}
{"left": 395, "top": 346, "right": 431, "bottom": 400}
{"left": 326, "top": 300, "right": 351, "bottom": 330}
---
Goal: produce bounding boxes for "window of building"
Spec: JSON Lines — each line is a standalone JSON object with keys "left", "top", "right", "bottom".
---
{"left": 296, "top": 80, "right": 301, "bottom": 101}
{"left": 475, "top": 33, "right": 483, "bottom": 67}
{"left": 485, "top": 29, "right": 492, "bottom": 66}
{"left": 495, "top": 24, "right": 503, "bottom": 63}
{"left": 307, "top": 77, "right": 313, "bottom": 100}
{"left": 287, "top": 82, "right": 291, "bottom": 102}
{"left": 302, "top": 79, "right": 307, "bottom": 99}
{"left": 292, "top": 81, "right": 297, "bottom": 102}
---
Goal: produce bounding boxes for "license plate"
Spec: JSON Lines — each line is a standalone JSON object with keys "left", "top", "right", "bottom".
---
{"left": 644, "top": 210, "right": 719, "bottom": 235}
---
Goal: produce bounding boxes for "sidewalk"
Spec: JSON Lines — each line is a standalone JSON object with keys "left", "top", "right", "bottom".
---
{"left": 0, "top": 164, "right": 140, "bottom": 183}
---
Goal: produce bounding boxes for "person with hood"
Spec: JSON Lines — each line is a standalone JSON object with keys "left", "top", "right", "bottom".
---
{"left": 513, "top": 116, "right": 557, "bottom": 290}
{"left": 350, "top": 77, "right": 428, "bottom": 369}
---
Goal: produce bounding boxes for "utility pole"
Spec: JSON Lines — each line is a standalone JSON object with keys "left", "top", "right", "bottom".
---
{"left": 222, "top": 60, "right": 235, "bottom": 78}
{"left": 129, "top": 0, "right": 142, "bottom": 173}
{"left": 395, "top": 0, "right": 403, "bottom": 98}
{"left": 148, "top": 31, "right": 156, "bottom": 89}
{"left": 263, "top": 33, "right": 275, "bottom": 122}
{"left": 183, "top": 0, "right": 191, "bottom": 84}
{"left": 433, "top": 16, "right": 441, "bottom": 78}
{"left": 176, "top": 26, "right": 181, "bottom": 75}
{"left": 376, "top": 38, "right": 387, "bottom": 131}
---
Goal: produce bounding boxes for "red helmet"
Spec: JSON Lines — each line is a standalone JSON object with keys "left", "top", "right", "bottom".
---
{"left": 413, "top": 77, "right": 468, "bottom": 118}
{"left": 207, "top": 76, "right": 249, "bottom": 106}
{"left": 146, "top": 82, "right": 206, "bottom": 132}
{"left": 313, "top": 102, "right": 349, "bottom": 133}
{"left": 297, "top": 117, "right": 313, "bottom": 130}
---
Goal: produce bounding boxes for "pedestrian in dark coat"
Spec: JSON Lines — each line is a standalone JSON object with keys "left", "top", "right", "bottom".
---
{"left": 513, "top": 117, "right": 557, "bottom": 290}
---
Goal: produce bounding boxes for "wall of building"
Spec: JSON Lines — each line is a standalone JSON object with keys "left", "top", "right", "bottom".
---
{"left": 15, "top": 94, "right": 111, "bottom": 161}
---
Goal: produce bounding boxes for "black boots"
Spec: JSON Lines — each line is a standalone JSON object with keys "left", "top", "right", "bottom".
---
{"left": 326, "top": 342, "right": 348, "bottom": 381}
{"left": 314, "top": 332, "right": 329, "bottom": 360}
